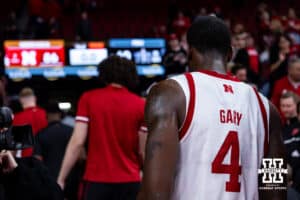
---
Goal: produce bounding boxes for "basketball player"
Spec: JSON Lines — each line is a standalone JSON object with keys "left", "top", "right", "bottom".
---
{"left": 138, "top": 16, "right": 286, "bottom": 200}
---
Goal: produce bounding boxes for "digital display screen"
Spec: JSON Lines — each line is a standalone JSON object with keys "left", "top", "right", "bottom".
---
{"left": 4, "top": 40, "right": 65, "bottom": 68}
{"left": 108, "top": 38, "right": 166, "bottom": 76}
{"left": 4, "top": 40, "right": 100, "bottom": 80}
{"left": 4, "top": 39, "right": 166, "bottom": 80}
{"left": 68, "top": 42, "right": 108, "bottom": 66}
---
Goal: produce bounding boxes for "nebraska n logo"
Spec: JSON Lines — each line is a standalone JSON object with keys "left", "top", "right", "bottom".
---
{"left": 223, "top": 84, "right": 234, "bottom": 94}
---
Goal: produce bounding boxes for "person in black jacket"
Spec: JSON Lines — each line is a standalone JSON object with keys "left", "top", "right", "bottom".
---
{"left": 34, "top": 103, "right": 83, "bottom": 200}
{"left": 0, "top": 150, "right": 64, "bottom": 200}
{"left": 34, "top": 103, "right": 74, "bottom": 179}
{"left": 280, "top": 91, "right": 300, "bottom": 193}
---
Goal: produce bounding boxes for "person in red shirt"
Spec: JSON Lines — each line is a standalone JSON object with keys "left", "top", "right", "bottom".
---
{"left": 13, "top": 87, "right": 48, "bottom": 157}
{"left": 58, "top": 56, "right": 147, "bottom": 200}
{"left": 271, "top": 59, "right": 300, "bottom": 109}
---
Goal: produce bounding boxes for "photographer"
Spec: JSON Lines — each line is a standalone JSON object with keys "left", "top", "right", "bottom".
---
{"left": 0, "top": 107, "right": 64, "bottom": 200}
{"left": 0, "top": 150, "right": 64, "bottom": 200}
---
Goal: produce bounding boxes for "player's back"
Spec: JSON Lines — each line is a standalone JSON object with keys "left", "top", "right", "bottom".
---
{"left": 170, "top": 70, "right": 269, "bottom": 200}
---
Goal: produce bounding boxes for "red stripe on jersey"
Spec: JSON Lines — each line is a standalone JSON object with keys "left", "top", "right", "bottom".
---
{"left": 198, "top": 70, "right": 240, "bottom": 82}
{"left": 253, "top": 88, "right": 269, "bottom": 156}
{"left": 75, "top": 119, "right": 89, "bottom": 123}
{"left": 179, "top": 73, "right": 196, "bottom": 140}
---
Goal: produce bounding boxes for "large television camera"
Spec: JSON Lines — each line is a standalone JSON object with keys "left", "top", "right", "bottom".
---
{"left": 0, "top": 107, "right": 34, "bottom": 150}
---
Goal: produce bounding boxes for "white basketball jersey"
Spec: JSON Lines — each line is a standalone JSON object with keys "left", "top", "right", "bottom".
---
{"left": 170, "top": 71, "right": 269, "bottom": 200}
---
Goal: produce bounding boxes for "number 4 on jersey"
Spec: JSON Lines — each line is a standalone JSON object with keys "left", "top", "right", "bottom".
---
{"left": 211, "top": 131, "right": 242, "bottom": 192}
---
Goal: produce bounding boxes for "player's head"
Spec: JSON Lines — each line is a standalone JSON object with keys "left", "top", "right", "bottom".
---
{"left": 187, "top": 16, "right": 232, "bottom": 71}
{"left": 19, "top": 87, "right": 36, "bottom": 109}
{"left": 98, "top": 55, "right": 139, "bottom": 91}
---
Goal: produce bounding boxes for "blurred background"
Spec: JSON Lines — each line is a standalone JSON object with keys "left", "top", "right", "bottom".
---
{"left": 1, "top": 0, "right": 300, "bottom": 113}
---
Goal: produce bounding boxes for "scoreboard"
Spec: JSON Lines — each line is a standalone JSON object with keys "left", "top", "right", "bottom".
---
{"left": 4, "top": 39, "right": 166, "bottom": 80}
{"left": 4, "top": 40, "right": 65, "bottom": 68}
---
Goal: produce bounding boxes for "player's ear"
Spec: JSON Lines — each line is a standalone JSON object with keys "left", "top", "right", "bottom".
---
{"left": 227, "top": 46, "right": 233, "bottom": 62}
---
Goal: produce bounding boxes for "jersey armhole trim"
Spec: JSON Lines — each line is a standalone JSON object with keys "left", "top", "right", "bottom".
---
{"left": 179, "top": 73, "right": 196, "bottom": 140}
{"left": 75, "top": 116, "right": 89, "bottom": 123}
{"left": 253, "top": 88, "right": 269, "bottom": 156}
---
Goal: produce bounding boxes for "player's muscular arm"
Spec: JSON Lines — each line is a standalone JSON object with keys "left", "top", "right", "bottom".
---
{"left": 259, "top": 102, "right": 287, "bottom": 200}
{"left": 137, "top": 80, "right": 185, "bottom": 200}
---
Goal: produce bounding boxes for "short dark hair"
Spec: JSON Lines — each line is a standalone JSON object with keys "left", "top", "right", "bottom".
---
{"left": 271, "top": 33, "right": 292, "bottom": 56}
{"left": 289, "top": 57, "right": 300, "bottom": 68}
{"left": 280, "top": 91, "right": 299, "bottom": 104}
{"left": 45, "top": 102, "right": 61, "bottom": 114}
{"left": 187, "top": 16, "right": 231, "bottom": 56}
{"left": 231, "top": 64, "right": 247, "bottom": 75}
{"left": 98, "top": 56, "right": 139, "bottom": 91}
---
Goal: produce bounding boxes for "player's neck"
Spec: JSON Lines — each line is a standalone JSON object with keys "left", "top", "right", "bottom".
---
{"left": 201, "top": 54, "right": 226, "bottom": 74}
{"left": 110, "top": 83, "right": 124, "bottom": 88}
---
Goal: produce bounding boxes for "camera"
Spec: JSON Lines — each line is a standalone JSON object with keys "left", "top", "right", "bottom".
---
{"left": 0, "top": 107, "right": 34, "bottom": 150}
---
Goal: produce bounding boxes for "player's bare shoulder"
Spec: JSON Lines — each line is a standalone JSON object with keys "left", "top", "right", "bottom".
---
{"left": 146, "top": 78, "right": 186, "bottom": 126}
{"left": 147, "top": 77, "right": 185, "bottom": 104}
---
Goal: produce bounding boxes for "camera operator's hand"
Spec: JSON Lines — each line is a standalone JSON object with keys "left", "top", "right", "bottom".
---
{"left": 0, "top": 150, "right": 18, "bottom": 173}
